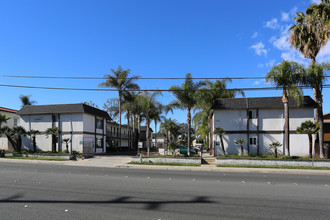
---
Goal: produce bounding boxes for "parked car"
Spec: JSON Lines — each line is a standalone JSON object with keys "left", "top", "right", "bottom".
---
{"left": 179, "top": 146, "right": 198, "bottom": 155}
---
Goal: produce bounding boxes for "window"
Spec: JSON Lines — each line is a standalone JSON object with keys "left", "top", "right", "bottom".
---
{"left": 96, "top": 118, "right": 103, "bottom": 129}
{"left": 248, "top": 110, "right": 257, "bottom": 119}
{"left": 14, "top": 118, "right": 18, "bottom": 127}
{"left": 52, "top": 114, "right": 59, "bottom": 122}
{"left": 96, "top": 138, "right": 103, "bottom": 148}
{"left": 249, "top": 137, "right": 257, "bottom": 145}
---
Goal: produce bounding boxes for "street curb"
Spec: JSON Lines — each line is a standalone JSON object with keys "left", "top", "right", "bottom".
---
{"left": 115, "top": 164, "right": 330, "bottom": 175}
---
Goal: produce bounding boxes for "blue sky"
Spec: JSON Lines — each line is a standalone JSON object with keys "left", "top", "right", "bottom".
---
{"left": 0, "top": 0, "right": 329, "bottom": 129}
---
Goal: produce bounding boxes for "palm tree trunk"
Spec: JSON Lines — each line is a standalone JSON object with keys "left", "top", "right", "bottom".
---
{"left": 315, "top": 89, "right": 325, "bottom": 158}
{"left": 138, "top": 115, "right": 141, "bottom": 141}
{"left": 118, "top": 92, "right": 122, "bottom": 151}
{"left": 33, "top": 136, "right": 36, "bottom": 153}
{"left": 132, "top": 115, "right": 136, "bottom": 151}
{"left": 167, "top": 130, "right": 170, "bottom": 155}
{"left": 154, "top": 120, "right": 157, "bottom": 150}
{"left": 283, "top": 89, "right": 290, "bottom": 156}
{"left": 127, "top": 111, "right": 130, "bottom": 150}
{"left": 311, "top": 58, "right": 323, "bottom": 157}
{"left": 187, "top": 107, "right": 191, "bottom": 157}
{"left": 220, "top": 135, "right": 226, "bottom": 155}
{"left": 275, "top": 147, "right": 278, "bottom": 158}
{"left": 17, "top": 135, "right": 22, "bottom": 152}
{"left": 308, "top": 134, "right": 313, "bottom": 158}
{"left": 146, "top": 117, "right": 150, "bottom": 156}
{"left": 241, "top": 144, "right": 243, "bottom": 156}
{"left": 52, "top": 135, "right": 56, "bottom": 152}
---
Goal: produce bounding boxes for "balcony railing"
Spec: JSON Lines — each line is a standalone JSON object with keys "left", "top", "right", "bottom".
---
{"left": 106, "top": 131, "right": 133, "bottom": 139}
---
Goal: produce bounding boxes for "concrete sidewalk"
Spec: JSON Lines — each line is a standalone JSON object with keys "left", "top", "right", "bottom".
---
{"left": 1, "top": 156, "right": 330, "bottom": 175}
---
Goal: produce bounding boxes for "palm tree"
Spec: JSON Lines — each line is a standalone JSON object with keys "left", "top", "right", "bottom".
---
{"left": 136, "top": 91, "right": 162, "bottom": 156}
{"left": 289, "top": 0, "right": 330, "bottom": 65}
{"left": 269, "top": 142, "right": 282, "bottom": 158}
{"left": 266, "top": 60, "right": 305, "bottom": 156}
{"left": 303, "top": 63, "right": 330, "bottom": 157}
{"left": 45, "top": 127, "right": 60, "bottom": 152}
{"left": 297, "top": 120, "right": 320, "bottom": 158}
{"left": 122, "top": 91, "right": 141, "bottom": 150}
{"left": 234, "top": 138, "right": 247, "bottom": 156}
{"left": 0, "top": 114, "right": 11, "bottom": 127}
{"left": 19, "top": 95, "right": 37, "bottom": 106}
{"left": 169, "top": 73, "right": 205, "bottom": 156}
{"left": 10, "top": 126, "right": 26, "bottom": 152}
{"left": 62, "top": 138, "right": 71, "bottom": 153}
{"left": 214, "top": 127, "right": 226, "bottom": 156}
{"left": 98, "top": 65, "right": 140, "bottom": 150}
{"left": 26, "top": 129, "right": 40, "bottom": 152}
{"left": 0, "top": 126, "right": 16, "bottom": 151}
{"left": 289, "top": 0, "right": 330, "bottom": 156}
{"left": 159, "top": 118, "right": 180, "bottom": 151}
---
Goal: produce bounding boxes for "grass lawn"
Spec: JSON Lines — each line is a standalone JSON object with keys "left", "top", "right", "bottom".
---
{"left": 3, "top": 156, "right": 69, "bottom": 161}
{"left": 216, "top": 155, "right": 330, "bottom": 160}
{"left": 216, "top": 164, "right": 330, "bottom": 170}
{"left": 128, "top": 162, "right": 201, "bottom": 166}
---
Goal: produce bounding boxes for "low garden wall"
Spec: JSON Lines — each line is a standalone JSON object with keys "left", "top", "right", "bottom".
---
{"left": 216, "top": 158, "right": 330, "bottom": 168}
{"left": 5, "top": 153, "right": 74, "bottom": 160}
{"left": 131, "top": 157, "right": 201, "bottom": 164}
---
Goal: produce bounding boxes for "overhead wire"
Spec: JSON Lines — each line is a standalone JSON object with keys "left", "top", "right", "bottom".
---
{"left": 0, "top": 83, "right": 329, "bottom": 92}
{"left": 1, "top": 74, "right": 328, "bottom": 80}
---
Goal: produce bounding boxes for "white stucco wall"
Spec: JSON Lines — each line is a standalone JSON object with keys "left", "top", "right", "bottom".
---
{"left": 0, "top": 138, "right": 8, "bottom": 150}
{"left": 213, "top": 110, "right": 247, "bottom": 131}
{"left": 83, "top": 114, "right": 95, "bottom": 132}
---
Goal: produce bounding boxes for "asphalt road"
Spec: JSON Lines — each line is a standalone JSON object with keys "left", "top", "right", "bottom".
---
{"left": 0, "top": 161, "right": 330, "bottom": 220}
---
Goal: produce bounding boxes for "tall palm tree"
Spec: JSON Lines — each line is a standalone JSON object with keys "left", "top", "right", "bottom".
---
{"left": 266, "top": 60, "right": 305, "bottom": 156}
{"left": 214, "top": 127, "right": 226, "bottom": 155}
{"left": 19, "top": 95, "right": 37, "bottom": 106}
{"left": 136, "top": 91, "right": 162, "bottom": 156}
{"left": 289, "top": 0, "right": 330, "bottom": 156}
{"left": 45, "top": 127, "right": 60, "bottom": 152}
{"left": 0, "top": 114, "right": 11, "bottom": 127}
{"left": 303, "top": 63, "right": 330, "bottom": 157}
{"left": 169, "top": 73, "right": 205, "bottom": 156}
{"left": 297, "top": 120, "right": 320, "bottom": 158}
{"left": 26, "top": 129, "right": 40, "bottom": 152}
{"left": 122, "top": 91, "right": 140, "bottom": 150}
{"left": 98, "top": 65, "right": 140, "bottom": 149}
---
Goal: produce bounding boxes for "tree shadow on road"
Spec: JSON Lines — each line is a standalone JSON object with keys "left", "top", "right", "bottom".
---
{"left": 0, "top": 194, "right": 215, "bottom": 210}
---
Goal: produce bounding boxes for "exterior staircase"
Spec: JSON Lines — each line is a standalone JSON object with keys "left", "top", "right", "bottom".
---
{"left": 201, "top": 157, "right": 216, "bottom": 166}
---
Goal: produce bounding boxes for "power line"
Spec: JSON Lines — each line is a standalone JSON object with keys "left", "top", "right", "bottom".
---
{"left": 0, "top": 83, "right": 329, "bottom": 92}
{"left": 0, "top": 75, "right": 268, "bottom": 80}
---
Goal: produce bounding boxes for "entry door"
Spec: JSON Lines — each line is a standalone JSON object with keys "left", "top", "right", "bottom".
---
{"left": 83, "top": 137, "right": 94, "bottom": 154}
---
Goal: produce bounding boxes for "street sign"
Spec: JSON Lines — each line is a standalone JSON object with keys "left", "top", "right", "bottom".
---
{"left": 138, "top": 142, "right": 143, "bottom": 149}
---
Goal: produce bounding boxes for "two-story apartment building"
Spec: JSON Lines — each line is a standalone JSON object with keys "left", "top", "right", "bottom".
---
{"left": 0, "top": 107, "right": 20, "bottom": 150}
{"left": 210, "top": 96, "right": 316, "bottom": 157}
{"left": 106, "top": 121, "right": 137, "bottom": 152}
{"left": 18, "top": 103, "right": 111, "bottom": 153}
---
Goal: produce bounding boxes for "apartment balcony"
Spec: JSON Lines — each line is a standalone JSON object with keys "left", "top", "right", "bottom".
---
{"left": 106, "top": 131, "right": 133, "bottom": 139}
